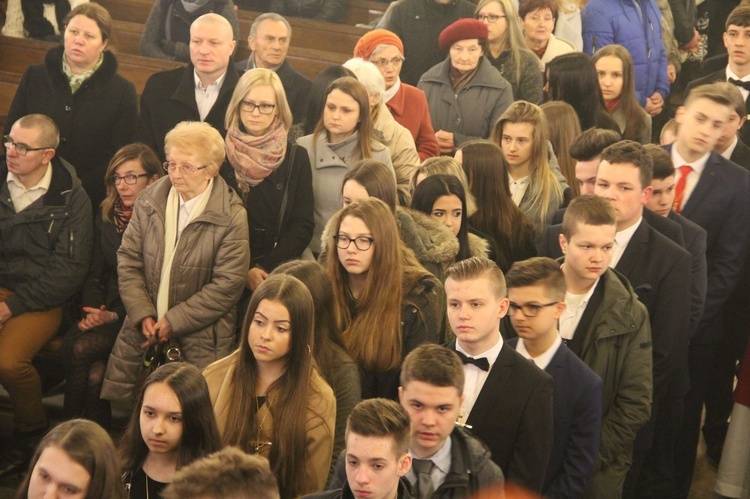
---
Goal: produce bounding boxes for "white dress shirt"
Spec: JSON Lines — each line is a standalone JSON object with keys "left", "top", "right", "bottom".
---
{"left": 516, "top": 333, "right": 563, "bottom": 370}
{"left": 456, "top": 334, "right": 503, "bottom": 423}
{"left": 177, "top": 193, "right": 202, "bottom": 239}
{"left": 727, "top": 67, "right": 750, "bottom": 103}
{"left": 194, "top": 70, "right": 227, "bottom": 121}
{"left": 7, "top": 163, "right": 52, "bottom": 212}
{"left": 671, "top": 146, "right": 710, "bottom": 209}
{"left": 509, "top": 173, "right": 530, "bottom": 206}
{"left": 721, "top": 135, "right": 739, "bottom": 160}
{"left": 609, "top": 217, "right": 642, "bottom": 268}
{"left": 559, "top": 278, "right": 600, "bottom": 341}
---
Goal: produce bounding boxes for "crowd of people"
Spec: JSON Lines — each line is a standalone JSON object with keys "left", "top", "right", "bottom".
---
{"left": 2, "top": 0, "right": 750, "bottom": 497}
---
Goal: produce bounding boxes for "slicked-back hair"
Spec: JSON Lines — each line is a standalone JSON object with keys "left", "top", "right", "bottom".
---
{"left": 445, "top": 256, "right": 507, "bottom": 299}
{"left": 561, "top": 194, "right": 616, "bottom": 239}
{"left": 600, "top": 139, "right": 653, "bottom": 188}
{"left": 684, "top": 82, "right": 736, "bottom": 109}
{"left": 726, "top": 4, "right": 750, "bottom": 29}
{"left": 346, "top": 399, "right": 411, "bottom": 458}
{"left": 569, "top": 129, "right": 621, "bottom": 162}
{"left": 162, "top": 448, "right": 280, "bottom": 499}
{"left": 250, "top": 12, "right": 291, "bottom": 40}
{"left": 506, "top": 257, "right": 566, "bottom": 301}
{"left": 643, "top": 144, "right": 676, "bottom": 181}
{"left": 720, "top": 81, "right": 747, "bottom": 118}
{"left": 400, "top": 344, "right": 465, "bottom": 396}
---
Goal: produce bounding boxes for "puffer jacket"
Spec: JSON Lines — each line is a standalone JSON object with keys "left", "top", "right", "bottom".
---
{"left": 582, "top": 0, "right": 669, "bottom": 106}
{"left": 418, "top": 57, "right": 514, "bottom": 148}
{"left": 569, "top": 266, "right": 653, "bottom": 497}
{"left": 101, "top": 175, "right": 250, "bottom": 401}
{"left": 329, "top": 426, "right": 504, "bottom": 497}
{"left": 0, "top": 156, "right": 93, "bottom": 315}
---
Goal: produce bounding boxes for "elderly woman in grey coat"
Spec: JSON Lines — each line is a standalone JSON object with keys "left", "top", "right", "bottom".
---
{"left": 418, "top": 18, "right": 514, "bottom": 155}
{"left": 101, "top": 121, "right": 250, "bottom": 401}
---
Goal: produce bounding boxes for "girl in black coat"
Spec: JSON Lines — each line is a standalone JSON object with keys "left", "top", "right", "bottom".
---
{"left": 223, "top": 68, "right": 314, "bottom": 291}
{"left": 5, "top": 3, "right": 138, "bottom": 209}
{"left": 61, "top": 144, "right": 161, "bottom": 427}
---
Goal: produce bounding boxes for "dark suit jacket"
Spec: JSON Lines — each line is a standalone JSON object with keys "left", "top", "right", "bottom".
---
{"left": 730, "top": 138, "right": 750, "bottom": 170}
{"left": 667, "top": 210, "right": 708, "bottom": 337}
{"left": 539, "top": 218, "right": 693, "bottom": 396}
{"left": 507, "top": 339, "right": 603, "bottom": 498}
{"left": 234, "top": 57, "right": 312, "bottom": 124}
{"left": 136, "top": 62, "right": 241, "bottom": 161}
{"left": 447, "top": 340, "right": 554, "bottom": 493}
{"left": 685, "top": 70, "right": 750, "bottom": 145}
{"left": 663, "top": 146, "right": 750, "bottom": 343}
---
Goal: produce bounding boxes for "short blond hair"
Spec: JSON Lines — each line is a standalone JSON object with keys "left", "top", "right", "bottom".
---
{"left": 225, "top": 68, "right": 293, "bottom": 133}
{"left": 445, "top": 256, "right": 507, "bottom": 299}
{"left": 164, "top": 121, "right": 224, "bottom": 176}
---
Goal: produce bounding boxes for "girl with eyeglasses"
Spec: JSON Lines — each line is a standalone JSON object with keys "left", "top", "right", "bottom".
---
{"left": 322, "top": 198, "right": 443, "bottom": 399}
{"left": 61, "top": 143, "right": 161, "bottom": 428}
{"left": 297, "top": 77, "right": 394, "bottom": 257}
{"left": 223, "top": 69, "right": 314, "bottom": 292}
{"left": 120, "top": 363, "right": 222, "bottom": 499}
{"left": 204, "top": 274, "right": 336, "bottom": 497}
{"left": 474, "top": 0, "right": 544, "bottom": 104}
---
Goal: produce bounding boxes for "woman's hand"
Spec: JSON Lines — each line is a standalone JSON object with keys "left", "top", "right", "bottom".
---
{"left": 153, "top": 317, "right": 174, "bottom": 343}
{"left": 78, "top": 305, "right": 118, "bottom": 332}
{"left": 141, "top": 316, "right": 157, "bottom": 348}
{"left": 435, "top": 130, "right": 455, "bottom": 154}
{"left": 247, "top": 267, "right": 269, "bottom": 291}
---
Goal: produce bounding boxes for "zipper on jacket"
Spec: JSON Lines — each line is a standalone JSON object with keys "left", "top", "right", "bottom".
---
{"left": 69, "top": 230, "right": 74, "bottom": 258}
{"left": 48, "top": 220, "right": 55, "bottom": 234}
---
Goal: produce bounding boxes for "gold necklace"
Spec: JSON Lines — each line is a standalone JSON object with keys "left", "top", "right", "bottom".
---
{"left": 250, "top": 395, "right": 272, "bottom": 454}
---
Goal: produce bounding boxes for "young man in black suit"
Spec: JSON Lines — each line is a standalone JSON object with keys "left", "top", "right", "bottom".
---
{"left": 666, "top": 82, "right": 750, "bottom": 497}
{"left": 685, "top": 5, "right": 750, "bottom": 145}
{"left": 713, "top": 83, "right": 750, "bottom": 169}
{"left": 505, "top": 257, "right": 603, "bottom": 498}
{"left": 444, "top": 257, "right": 553, "bottom": 493}
{"left": 557, "top": 195, "right": 652, "bottom": 498}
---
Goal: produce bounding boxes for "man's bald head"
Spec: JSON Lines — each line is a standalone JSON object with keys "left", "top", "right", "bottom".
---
{"left": 190, "top": 14, "right": 236, "bottom": 84}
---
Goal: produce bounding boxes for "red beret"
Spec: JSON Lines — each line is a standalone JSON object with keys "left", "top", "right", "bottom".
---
{"left": 438, "top": 18, "right": 489, "bottom": 52}
{"left": 353, "top": 29, "right": 405, "bottom": 60}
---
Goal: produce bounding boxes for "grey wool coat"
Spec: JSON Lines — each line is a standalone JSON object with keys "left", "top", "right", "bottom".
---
{"left": 101, "top": 175, "right": 250, "bottom": 401}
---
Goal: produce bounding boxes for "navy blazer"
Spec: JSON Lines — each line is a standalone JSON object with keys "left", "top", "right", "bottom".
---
{"left": 663, "top": 146, "right": 750, "bottom": 342}
{"left": 507, "top": 338, "right": 603, "bottom": 499}
{"left": 447, "top": 340, "right": 554, "bottom": 493}
{"left": 685, "top": 71, "right": 750, "bottom": 146}
{"left": 667, "top": 211, "right": 708, "bottom": 337}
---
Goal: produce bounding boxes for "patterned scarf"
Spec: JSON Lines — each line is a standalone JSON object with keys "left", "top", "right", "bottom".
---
{"left": 605, "top": 97, "right": 620, "bottom": 112}
{"left": 450, "top": 58, "right": 482, "bottom": 93}
{"left": 62, "top": 52, "right": 103, "bottom": 94}
{"left": 226, "top": 119, "right": 288, "bottom": 194}
{"left": 113, "top": 197, "right": 133, "bottom": 234}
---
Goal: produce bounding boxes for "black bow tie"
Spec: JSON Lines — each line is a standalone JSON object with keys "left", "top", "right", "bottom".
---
{"left": 455, "top": 350, "right": 490, "bottom": 371}
{"left": 729, "top": 77, "right": 750, "bottom": 91}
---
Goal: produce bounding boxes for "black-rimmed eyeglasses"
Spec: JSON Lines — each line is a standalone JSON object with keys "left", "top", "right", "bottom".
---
{"left": 163, "top": 162, "right": 209, "bottom": 175}
{"left": 335, "top": 235, "right": 374, "bottom": 251}
{"left": 508, "top": 301, "right": 558, "bottom": 317}
{"left": 240, "top": 100, "right": 276, "bottom": 115}
{"left": 3, "top": 135, "right": 53, "bottom": 156}
{"left": 111, "top": 173, "right": 150, "bottom": 185}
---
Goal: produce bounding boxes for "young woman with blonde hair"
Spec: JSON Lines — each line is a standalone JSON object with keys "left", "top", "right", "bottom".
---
{"left": 322, "top": 198, "right": 442, "bottom": 399}
{"left": 541, "top": 101, "right": 582, "bottom": 197}
{"left": 474, "top": 0, "right": 543, "bottom": 103}
{"left": 297, "top": 77, "right": 394, "bottom": 255}
{"left": 204, "top": 274, "right": 336, "bottom": 498}
{"left": 593, "top": 44, "right": 653, "bottom": 144}
{"left": 224, "top": 68, "right": 314, "bottom": 291}
{"left": 492, "top": 101, "right": 567, "bottom": 239}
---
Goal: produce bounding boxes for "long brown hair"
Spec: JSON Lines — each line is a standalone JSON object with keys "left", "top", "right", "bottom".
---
{"left": 323, "top": 199, "right": 430, "bottom": 372}
{"left": 541, "top": 101, "right": 581, "bottom": 197}
{"left": 101, "top": 143, "right": 162, "bottom": 221}
{"left": 313, "top": 77, "right": 375, "bottom": 159}
{"left": 592, "top": 44, "right": 644, "bottom": 143}
{"left": 222, "top": 274, "right": 317, "bottom": 499}
{"left": 460, "top": 140, "right": 536, "bottom": 271}
{"left": 492, "top": 101, "right": 563, "bottom": 225}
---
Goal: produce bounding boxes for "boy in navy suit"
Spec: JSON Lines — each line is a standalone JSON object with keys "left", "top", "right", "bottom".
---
{"left": 505, "top": 257, "right": 603, "bottom": 498}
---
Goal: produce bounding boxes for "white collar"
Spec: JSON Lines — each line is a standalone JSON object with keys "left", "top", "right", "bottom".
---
{"left": 384, "top": 78, "right": 401, "bottom": 103}
{"left": 727, "top": 66, "right": 750, "bottom": 82}
{"left": 7, "top": 161, "right": 53, "bottom": 191}
{"left": 193, "top": 69, "right": 227, "bottom": 90}
{"left": 671, "top": 145, "right": 710, "bottom": 176}
{"left": 721, "top": 135, "right": 739, "bottom": 160}
{"left": 456, "top": 333, "right": 503, "bottom": 366}
{"left": 516, "top": 333, "right": 562, "bottom": 371}
{"left": 615, "top": 216, "right": 642, "bottom": 248}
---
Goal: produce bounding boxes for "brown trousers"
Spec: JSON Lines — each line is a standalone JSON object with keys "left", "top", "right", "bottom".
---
{"left": 0, "top": 288, "right": 62, "bottom": 432}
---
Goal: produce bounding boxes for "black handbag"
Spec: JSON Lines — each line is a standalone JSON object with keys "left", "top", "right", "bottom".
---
{"left": 132, "top": 340, "right": 183, "bottom": 401}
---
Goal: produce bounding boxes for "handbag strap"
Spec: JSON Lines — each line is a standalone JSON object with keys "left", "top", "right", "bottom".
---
{"left": 274, "top": 143, "right": 296, "bottom": 248}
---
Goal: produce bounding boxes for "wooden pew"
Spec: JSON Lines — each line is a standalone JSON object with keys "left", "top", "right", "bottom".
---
{"left": 111, "top": 19, "right": 347, "bottom": 80}
{"left": 343, "top": 0, "right": 387, "bottom": 25}
{"left": 98, "top": 0, "right": 366, "bottom": 55}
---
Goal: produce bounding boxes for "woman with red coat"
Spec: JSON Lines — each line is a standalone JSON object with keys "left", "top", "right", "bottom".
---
{"left": 354, "top": 29, "right": 439, "bottom": 161}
